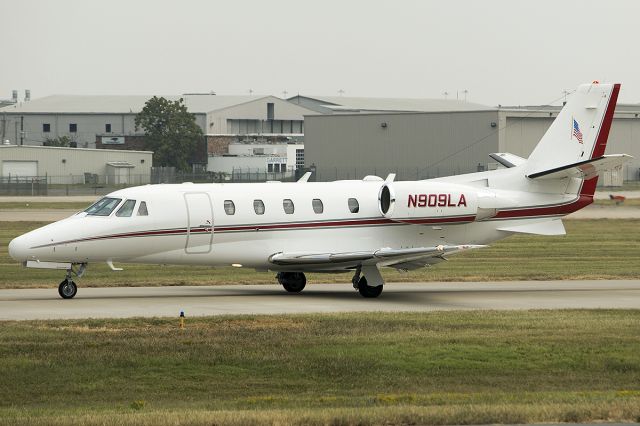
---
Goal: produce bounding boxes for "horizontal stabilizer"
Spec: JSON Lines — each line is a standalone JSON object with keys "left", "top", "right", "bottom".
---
{"left": 527, "top": 154, "right": 632, "bottom": 180}
{"left": 497, "top": 219, "right": 566, "bottom": 236}
{"left": 489, "top": 152, "right": 526, "bottom": 168}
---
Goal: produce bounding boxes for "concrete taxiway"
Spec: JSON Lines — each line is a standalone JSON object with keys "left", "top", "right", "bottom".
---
{"left": 0, "top": 280, "right": 638, "bottom": 320}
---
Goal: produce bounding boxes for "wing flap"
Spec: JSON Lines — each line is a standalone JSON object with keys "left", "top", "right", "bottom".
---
{"left": 269, "top": 245, "right": 486, "bottom": 267}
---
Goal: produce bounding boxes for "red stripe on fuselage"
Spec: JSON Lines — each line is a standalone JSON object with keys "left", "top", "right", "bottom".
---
{"left": 493, "top": 195, "right": 592, "bottom": 219}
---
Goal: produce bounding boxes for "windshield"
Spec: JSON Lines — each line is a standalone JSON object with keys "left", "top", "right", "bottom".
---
{"left": 84, "top": 197, "right": 122, "bottom": 216}
{"left": 116, "top": 199, "right": 136, "bottom": 217}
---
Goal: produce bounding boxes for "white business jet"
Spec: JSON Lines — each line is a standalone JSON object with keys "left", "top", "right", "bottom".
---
{"left": 8, "top": 82, "right": 631, "bottom": 299}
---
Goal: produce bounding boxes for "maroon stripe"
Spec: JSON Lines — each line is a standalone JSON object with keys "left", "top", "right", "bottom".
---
{"left": 395, "top": 216, "right": 475, "bottom": 225}
{"left": 494, "top": 196, "right": 592, "bottom": 219}
{"left": 591, "top": 83, "right": 620, "bottom": 159}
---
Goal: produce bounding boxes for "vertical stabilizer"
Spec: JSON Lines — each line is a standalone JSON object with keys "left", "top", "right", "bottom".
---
{"left": 525, "top": 83, "right": 620, "bottom": 180}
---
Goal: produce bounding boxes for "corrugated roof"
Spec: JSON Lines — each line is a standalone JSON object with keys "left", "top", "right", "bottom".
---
{"left": 291, "top": 95, "right": 491, "bottom": 112}
{"left": 0, "top": 144, "right": 152, "bottom": 154}
{"left": 0, "top": 94, "right": 261, "bottom": 114}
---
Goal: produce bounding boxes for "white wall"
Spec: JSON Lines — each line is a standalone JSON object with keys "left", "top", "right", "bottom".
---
{"left": 0, "top": 145, "right": 152, "bottom": 184}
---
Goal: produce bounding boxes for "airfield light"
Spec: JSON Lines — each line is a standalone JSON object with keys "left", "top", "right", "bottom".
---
{"left": 179, "top": 311, "right": 185, "bottom": 329}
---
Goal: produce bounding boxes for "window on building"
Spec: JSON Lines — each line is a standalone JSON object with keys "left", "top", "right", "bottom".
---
{"left": 105, "top": 123, "right": 112, "bottom": 133}
{"left": 267, "top": 102, "right": 274, "bottom": 120}
{"left": 268, "top": 164, "right": 273, "bottom": 173}
{"left": 312, "top": 199, "right": 324, "bottom": 214}
{"left": 69, "top": 123, "right": 77, "bottom": 133}
{"left": 116, "top": 199, "right": 137, "bottom": 217}
{"left": 253, "top": 199, "right": 265, "bottom": 215}
{"left": 137, "top": 201, "right": 149, "bottom": 216}
{"left": 42, "top": 123, "right": 50, "bottom": 133}
{"left": 224, "top": 200, "right": 235, "bottom": 215}
{"left": 283, "top": 199, "right": 294, "bottom": 214}
{"left": 348, "top": 198, "right": 359, "bottom": 213}
{"left": 296, "top": 149, "right": 304, "bottom": 170}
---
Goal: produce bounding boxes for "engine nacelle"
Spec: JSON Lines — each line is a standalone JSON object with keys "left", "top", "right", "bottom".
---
{"left": 378, "top": 181, "right": 479, "bottom": 224}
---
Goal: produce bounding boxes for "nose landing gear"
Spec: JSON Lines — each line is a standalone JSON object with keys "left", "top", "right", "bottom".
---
{"left": 58, "top": 278, "right": 77, "bottom": 299}
{"left": 58, "top": 263, "right": 86, "bottom": 299}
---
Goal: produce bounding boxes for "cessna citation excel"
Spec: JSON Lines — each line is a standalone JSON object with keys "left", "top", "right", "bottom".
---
{"left": 8, "top": 82, "right": 632, "bottom": 299}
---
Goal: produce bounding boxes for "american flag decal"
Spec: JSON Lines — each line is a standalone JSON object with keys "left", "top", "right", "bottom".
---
{"left": 572, "top": 118, "right": 584, "bottom": 144}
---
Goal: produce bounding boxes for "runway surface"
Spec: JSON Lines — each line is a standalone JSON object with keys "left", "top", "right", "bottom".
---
{"left": 1, "top": 280, "right": 638, "bottom": 320}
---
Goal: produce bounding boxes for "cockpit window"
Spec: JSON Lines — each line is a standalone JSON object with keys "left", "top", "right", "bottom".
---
{"left": 137, "top": 201, "right": 149, "bottom": 216}
{"left": 116, "top": 199, "right": 136, "bottom": 217}
{"left": 84, "top": 197, "right": 122, "bottom": 216}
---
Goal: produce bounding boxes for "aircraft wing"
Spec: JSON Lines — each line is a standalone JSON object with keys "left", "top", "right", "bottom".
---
{"left": 268, "top": 244, "right": 486, "bottom": 269}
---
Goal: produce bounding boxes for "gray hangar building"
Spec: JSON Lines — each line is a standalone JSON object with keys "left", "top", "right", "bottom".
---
{"left": 299, "top": 95, "right": 640, "bottom": 183}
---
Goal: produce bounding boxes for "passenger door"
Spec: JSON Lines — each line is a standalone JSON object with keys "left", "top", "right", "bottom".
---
{"left": 184, "top": 193, "right": 213, "bottom": 254}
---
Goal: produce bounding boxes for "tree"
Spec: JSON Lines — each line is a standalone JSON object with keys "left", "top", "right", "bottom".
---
{"left": 135, "top": 97, "right": 203, "bottom": 171}
{"left": 43, "top": 136, "right": 71, "bottom": 147}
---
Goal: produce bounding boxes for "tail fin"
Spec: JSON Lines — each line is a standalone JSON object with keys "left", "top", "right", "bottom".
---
{"left": 525, "top": 83, "right": 620, "bottom": 191}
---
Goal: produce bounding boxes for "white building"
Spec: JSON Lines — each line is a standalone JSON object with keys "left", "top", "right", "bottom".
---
{"left": 0, "top": 144, "right": 152, "bottom": 185}
{"left": 207, "top": 143, "right": 304, "bottom": 179}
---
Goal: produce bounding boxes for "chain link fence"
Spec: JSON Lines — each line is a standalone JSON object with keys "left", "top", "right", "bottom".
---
{"left": 0, "top": 167, "right": 304, "bottom": 196}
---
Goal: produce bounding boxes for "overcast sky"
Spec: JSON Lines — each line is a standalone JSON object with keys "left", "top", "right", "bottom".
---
{"left": 2, "top": 0, "right": 639, "bottom": 106}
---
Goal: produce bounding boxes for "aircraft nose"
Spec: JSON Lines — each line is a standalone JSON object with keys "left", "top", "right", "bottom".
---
{"left": 8, "top": 235, "right": 29, "bottom": 262}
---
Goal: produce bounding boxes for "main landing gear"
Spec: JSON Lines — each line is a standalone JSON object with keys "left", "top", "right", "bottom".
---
{"left": 275, "top": 266, "right": 385, "bottom": 298}
{"left": 352, "top": 266, "right": 384, "bottom": 298}
{"left": 277, "top": 272, "right": 307, "bottom": 293}
{"left": 58, "top": 264, "right": 86, "bottom": 299}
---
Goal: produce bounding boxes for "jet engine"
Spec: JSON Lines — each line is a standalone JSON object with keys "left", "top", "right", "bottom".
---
{"left": 378, "top": 181, "right": 479, "bottom": 224}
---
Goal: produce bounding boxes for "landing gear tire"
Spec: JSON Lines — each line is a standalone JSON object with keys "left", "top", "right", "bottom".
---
{"left": 356, "top": 276, "right": 383, "bottom": 298}
{"left": 277, "top": 272, "right": 307, "bottom": 293}
{"left": 58, "top": 279, "right": 77, "bottom": 299}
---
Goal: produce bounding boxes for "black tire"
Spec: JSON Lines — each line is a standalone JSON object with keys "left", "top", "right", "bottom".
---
{"left": 277, "top": 272, "right": 307, "bottom": 293}
{"left": 357, "top": 276, "right": 383, "bottom": 298}
{"left": 58, "top": 279, "right": 77, "bottom": 299}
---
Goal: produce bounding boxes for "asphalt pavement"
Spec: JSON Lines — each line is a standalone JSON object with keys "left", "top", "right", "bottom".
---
{"left": 1, "top": 280, "right": 638, "bottom": 320}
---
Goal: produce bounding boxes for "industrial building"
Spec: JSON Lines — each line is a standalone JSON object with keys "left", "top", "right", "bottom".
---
{"left": 303, "top": 98, "right": 640, "bottom": 183}
{"left": 0, "top": 144, "right": 152, "bottom": 185}
{"left": 0, "top": 93, "right": 316, "bottom": 152}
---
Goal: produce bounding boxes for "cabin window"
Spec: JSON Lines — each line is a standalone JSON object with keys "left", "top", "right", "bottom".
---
{"left": 224, "top": 200, "right": 235, "bottom": 215}
{"left": 283, "top": 199, "right": 294, "bottom": 214}
{"left": 348, "top": 198, "right": 359, "bottom": 213}
{"left": 137, "top": 201, "right": 148, "bottom": 216}
{"left": 312, "top": 199, "right": 324, "bottom": 214}
{"left": 116, "top": 199, "right": 137, "bottom": 217}
{"left": 254, "top": 199, "right": 265, "bottom": 215}
{"left": 84, "top": 197, "right": 122, "bottom": 216}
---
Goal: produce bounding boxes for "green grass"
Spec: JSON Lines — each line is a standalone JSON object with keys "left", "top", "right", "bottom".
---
{"left": 0, "top": 310, "right": 638, "bottom": 425}
{"left": 1, "top": 219, "right": 639, "bottom": 289}
{"left": 0, "top": 202, "right": 91, "bottom": 210}
{"left": 594, "top": 198, "right": 640, "bottom": 206}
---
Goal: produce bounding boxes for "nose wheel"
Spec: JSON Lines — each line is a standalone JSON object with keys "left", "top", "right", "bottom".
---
{"left": 57, "top": 264, "right": 86, "bottom": 299}
{"left": 58, "top": 279, "right": 77, "bottom": 299}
